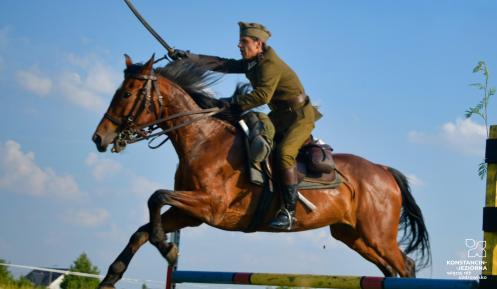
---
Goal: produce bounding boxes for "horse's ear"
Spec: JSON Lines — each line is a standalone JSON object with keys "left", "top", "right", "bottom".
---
{"left": 124, "top": 54, "right": 133, "bottom": 68}
{"left": 144, "top": 53, "right": 155, "bottom": 71}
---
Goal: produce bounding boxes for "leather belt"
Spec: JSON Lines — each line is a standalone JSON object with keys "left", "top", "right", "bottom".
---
{"left": 269, "top": 93, "right": 309, "bottom": 112}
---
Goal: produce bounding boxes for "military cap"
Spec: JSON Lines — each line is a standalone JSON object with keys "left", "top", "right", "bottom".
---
{"left": 238, "top": 22, "right": 271, "bottom": 42}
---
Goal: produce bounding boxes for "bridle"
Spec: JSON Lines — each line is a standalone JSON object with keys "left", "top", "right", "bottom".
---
{"left": 104, "top": 67, "right": 222, "bottom": 151}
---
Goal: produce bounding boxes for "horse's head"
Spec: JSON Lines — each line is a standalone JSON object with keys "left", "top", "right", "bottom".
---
{"left": 92, "top": 54, "right": 163, "bottom": 153}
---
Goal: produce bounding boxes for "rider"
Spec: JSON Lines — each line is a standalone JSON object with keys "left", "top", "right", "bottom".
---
{"left": 169, "top": 22, "right": 321, "bottom": 230}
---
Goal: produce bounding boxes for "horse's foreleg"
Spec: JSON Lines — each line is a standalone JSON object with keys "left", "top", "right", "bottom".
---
{"left": 98, "top": 224, "right": 150, "bottom": 289}
{"left": 98, "top": 207, "right": 202, "bottom": 289}
{"left": 147, "top": 189, "right": 212, "bottom": 262}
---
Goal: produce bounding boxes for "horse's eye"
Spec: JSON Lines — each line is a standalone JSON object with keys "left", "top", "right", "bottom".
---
{"left": 123, "top": 91, "right": 132, "bottom": 98}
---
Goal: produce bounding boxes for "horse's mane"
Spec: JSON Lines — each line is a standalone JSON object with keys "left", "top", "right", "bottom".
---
{"left": 156, "top": 59, "right": 247, "bottom": 123}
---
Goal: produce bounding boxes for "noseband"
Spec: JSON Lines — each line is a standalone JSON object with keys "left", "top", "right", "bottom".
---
{"left": 104, "top": 68, "right": 222, "bottom": 151}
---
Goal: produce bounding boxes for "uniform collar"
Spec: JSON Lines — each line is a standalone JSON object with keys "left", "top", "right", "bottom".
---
{"left": 246, "top": 46, "right": 272, "bottom": 71}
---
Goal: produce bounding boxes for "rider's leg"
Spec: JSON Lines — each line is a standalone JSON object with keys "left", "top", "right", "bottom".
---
{"left": 269, "top": 105, "right": 315, "bottom": 230}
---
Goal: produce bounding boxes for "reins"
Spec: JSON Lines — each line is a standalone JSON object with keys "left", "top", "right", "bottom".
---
{"left": 129, "top": 107, "right": 222, "bottom": 146}
{"left": 106, "top": 67, "right": 224, "bottom": 151}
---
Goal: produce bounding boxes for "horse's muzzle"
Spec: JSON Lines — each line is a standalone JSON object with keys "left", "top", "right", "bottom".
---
{"left": 92, "top": 133, "right": 107, "bottom": 153}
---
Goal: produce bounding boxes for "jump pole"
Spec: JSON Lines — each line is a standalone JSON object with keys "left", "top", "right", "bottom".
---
{"left": 172, "top": 271, "right": 478, "bottom": 289}
{"left": 481, "top": 125, "right": 497, "bottom": 288}
{"left": 165, "top": 125, "right": 497, "bottom": 289}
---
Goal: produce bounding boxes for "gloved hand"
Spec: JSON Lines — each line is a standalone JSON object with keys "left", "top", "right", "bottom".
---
{"left": 218, "top": 97, "right": 233, "bottom": 110}
{"left": 168, "top": 49, "right": 190, "bottom": 61}
{"left": 218, "top": 97, "right": 241, "bottom": 113}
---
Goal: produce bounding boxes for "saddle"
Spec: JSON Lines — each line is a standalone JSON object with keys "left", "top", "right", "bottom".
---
{"left": 247, "top": 136, "right": 341, "bottom": 190}
{"left": 295, "top": 138, "right": 341, "bottom": 189}
{"left": 243, "top": 135, "right": 342, "bottom": 232}
{"left": 239, "top": 113, "right": 342, "bottom": 232}
{"left": 239, "top": 112, "right": 341, "bottom": 189}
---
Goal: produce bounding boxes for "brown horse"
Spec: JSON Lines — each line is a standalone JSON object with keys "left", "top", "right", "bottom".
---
{"left": 92, "top": 55, "right": 430, "bottom": 289}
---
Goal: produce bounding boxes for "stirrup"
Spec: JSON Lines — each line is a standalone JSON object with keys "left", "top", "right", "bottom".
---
{"left": 272, "top": 208, "right": 295, "bottom": 230}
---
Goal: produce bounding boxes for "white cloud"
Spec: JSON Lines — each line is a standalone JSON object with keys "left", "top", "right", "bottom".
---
{"left": 85, "top": 152, "right": 122, "bottom": 181}
{"left": 406, "top": 173, "right": 424, "bottom": 187}
{"left": 408, "top": 118, "right": 486, "bottom": 156}
{"left": 130, "top": 175, "right": 163, "bottom": 196}
{"left": 58, "top": 71, "right": 106, "bottom": 112}
{"left": 66, "top": 53, "right": 119, "bottom": 94}
{"left": 63, "top": 208, "right": 110, "bottom": 227}
{"left": 97, "top": 223, "right": 128, "bottom": 242}
{"left": 84, "top": 152, "right": 162, "bottom": 195}
{"left": 57, "top": 53, "right": 120, "bottom": 112}
{"left": 16, "top": 67, "right": 53, "bottom": 96}
{"left": 0, "top": 140, "right": 83, "bottom": 199}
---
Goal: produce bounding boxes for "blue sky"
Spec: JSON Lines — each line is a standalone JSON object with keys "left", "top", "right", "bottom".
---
{"left": 1, "top": 1, "right": 497, "bottom": 289}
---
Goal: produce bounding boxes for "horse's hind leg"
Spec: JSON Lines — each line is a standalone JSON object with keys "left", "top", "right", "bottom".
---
{"left": 374, "top": 242, "right": 414, "bottom": 277}
{"left": 402, "top": 252, "right": 416, "bottom": 277}
{"left": 98, "top": 207, "right": 202, "bottom": 289}
{"left": 330, "top": 224, "right": 397, "bottom": 277}
{"left": 354, "top": 213, "right": 414, "bottom": 277}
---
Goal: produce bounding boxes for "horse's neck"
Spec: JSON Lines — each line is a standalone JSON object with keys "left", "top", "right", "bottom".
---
{"left": 157, "top": 80, "right": 230, "bottom": 158}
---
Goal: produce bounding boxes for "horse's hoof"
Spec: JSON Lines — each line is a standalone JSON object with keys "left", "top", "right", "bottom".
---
{"left": 406, "top": 257, "right": 416, "bottom": 277}
{"left": 166, "top": 243, "right": 178, "bottom": 265}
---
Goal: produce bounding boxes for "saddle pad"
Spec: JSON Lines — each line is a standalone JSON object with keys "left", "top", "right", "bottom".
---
{"left": 248, "top": 161, "right": 343, "bottom": 190}
{"left": 298, "top": 172, "right": 343, "bottom": 190}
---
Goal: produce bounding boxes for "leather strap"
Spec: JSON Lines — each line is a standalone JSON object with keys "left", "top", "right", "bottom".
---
{"left": 268, "top": 93, "right": 308, "bottom": 111}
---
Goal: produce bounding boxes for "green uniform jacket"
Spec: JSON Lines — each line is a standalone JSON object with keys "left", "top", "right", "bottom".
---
{"left": 190, "top": 46, "right": 306, "bottom": 111}
{"left": 189, "top": 47, "right": 322, "bottom": 169}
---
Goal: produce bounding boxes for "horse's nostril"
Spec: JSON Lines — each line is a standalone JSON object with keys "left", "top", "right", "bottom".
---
{"left": 93, "top": 134, "right": 102, "bottom": 146}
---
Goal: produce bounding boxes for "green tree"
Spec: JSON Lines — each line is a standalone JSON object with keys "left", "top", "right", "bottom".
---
{"left": 466, "top": 61, "right": 496, "bottom": 179}
{"left": 0, "top": 259, "right": 15, "bottom": 284}
{"left": 16, "top": 276, "right": 35, "bottom": 288}
{"left": 60, "top": 252, "right": 100, "bottom": 289}
{"left": 142, "top": 283, "right": 148, "bottom": 289}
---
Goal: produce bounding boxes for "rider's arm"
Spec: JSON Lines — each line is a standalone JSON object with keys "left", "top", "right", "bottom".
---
{"left": 235, "top": 60, "right": 280, "bottom": 111}
{"left": 170, "top": 49, "right": 245, "bottom": 74}
{"left": 188, "top": 53, "right": 245, "bottom": 74}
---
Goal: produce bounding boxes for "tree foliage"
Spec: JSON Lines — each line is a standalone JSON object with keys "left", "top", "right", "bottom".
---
{"left": 0, "top": 259, "right": 42, "bottom": 289}
{"left": 60, "top": 252, "right": 100, "bottom": 289}
{"left": 466, "top": 61, "right": 495, "bottom": 179}
{"left": 0, "top": 259, "right": 15, "bottom": 284}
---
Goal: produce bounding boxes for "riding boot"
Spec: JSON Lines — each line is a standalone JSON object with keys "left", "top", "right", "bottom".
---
{"left": 269, "top": 166, "right": 299, "bottom": 230}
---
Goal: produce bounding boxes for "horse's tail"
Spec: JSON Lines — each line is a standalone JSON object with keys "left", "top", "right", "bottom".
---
{"left": 387, "top": 167, "right": 432, "bottom": 271}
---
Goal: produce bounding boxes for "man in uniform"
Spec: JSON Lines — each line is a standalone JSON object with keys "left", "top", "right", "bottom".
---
{"left": 170, "top": 22, "right": 321, "bottom": 230}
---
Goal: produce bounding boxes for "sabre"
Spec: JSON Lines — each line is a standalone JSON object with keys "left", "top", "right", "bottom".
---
{"left": 123, "top": 0, "right": 175, "bottom": 55}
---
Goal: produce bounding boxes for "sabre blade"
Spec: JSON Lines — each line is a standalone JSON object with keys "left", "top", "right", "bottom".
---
{"left": 123, "top": 0, "right": 174, "bottom": 53}
{"left": 298, "top": 191, "right": 317, "bottom": 212}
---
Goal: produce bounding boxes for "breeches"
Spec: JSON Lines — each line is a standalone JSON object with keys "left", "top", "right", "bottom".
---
{"left": 269, "top": 102, "right": 316, "bottom": 169}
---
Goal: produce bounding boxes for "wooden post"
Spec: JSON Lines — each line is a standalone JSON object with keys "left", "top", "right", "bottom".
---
{"left": 481, "top": 125, "right": 497, "bottom": 288}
